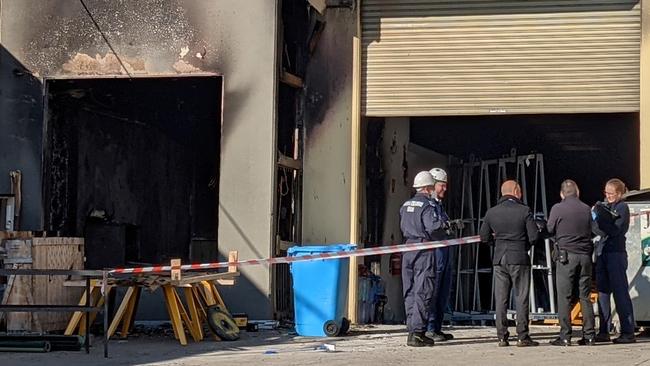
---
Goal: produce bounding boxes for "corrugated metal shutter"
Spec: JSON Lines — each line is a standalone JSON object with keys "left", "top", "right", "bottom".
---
{"left": 362, "top": 0, "right": 641, "bottom": 116}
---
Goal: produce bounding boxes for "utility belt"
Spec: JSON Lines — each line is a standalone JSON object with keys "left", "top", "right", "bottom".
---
{"left": 552, "top": 242, "right": 569, "bottom": 264}
{"left": 552, "top": 243, "right": 593, "bottom": 264}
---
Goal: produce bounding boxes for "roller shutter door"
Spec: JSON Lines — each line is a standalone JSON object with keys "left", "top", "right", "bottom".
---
{"left": 362, "top": 0, "right": 641, "bottom": 116}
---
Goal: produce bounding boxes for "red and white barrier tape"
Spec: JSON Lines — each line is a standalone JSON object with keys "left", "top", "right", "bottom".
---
{"left": 109, "top": 235, "right": 482, "bottom": 275}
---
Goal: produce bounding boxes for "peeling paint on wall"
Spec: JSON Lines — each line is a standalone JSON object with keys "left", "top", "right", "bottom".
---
{"left": 62, "top": 53, "right": 147, "bottom": 74}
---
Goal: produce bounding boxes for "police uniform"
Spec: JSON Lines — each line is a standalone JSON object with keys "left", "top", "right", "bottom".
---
{"left": 593, "top": 199, "right": 636, "bottom": 343}
{"left": 427, "top": 197, "right": 452, "bottom": 337}
{"left": 400, "top": 192, "right": 439, "bottom": 337}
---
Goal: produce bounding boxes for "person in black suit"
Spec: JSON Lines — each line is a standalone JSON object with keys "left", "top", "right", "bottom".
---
{"left": 480, "top": 180, "right": 539, "bottom": 347}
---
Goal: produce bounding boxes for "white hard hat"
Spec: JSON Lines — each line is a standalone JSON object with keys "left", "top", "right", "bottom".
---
{"left": 413, "top": 171, "right": 436, "bottom": 188}
{"left": 429, "top": 168, "right": 447, "bottom": 183}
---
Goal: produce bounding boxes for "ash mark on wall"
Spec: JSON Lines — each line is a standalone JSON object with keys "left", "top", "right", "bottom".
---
{"left": 62, "top": 53, "right": 147, "bottom": 75}
{"left": 17, "top": 0, "right": 208, "bottom": 75}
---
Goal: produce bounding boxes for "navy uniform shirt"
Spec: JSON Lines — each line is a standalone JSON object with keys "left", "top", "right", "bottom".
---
{"left": 400, "top": 192, "right": 442, "bottom": 243}
{"left": 595, "top": 200, "right": 630, "bottom": 253}
{"left": 429, "top": 197, "right": 450, "bottom": 241}
{"left": 547, "top": 195, "right": 593, "bottom": 255}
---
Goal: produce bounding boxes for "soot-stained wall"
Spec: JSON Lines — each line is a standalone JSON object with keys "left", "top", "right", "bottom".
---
{"left": 1, "top": 0, "right": 278, "bottom": 319}
{"left": 44, "top": 77, "right": 221, "bottom": 264}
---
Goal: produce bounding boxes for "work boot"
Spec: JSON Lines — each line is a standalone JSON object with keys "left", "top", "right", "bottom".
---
{"left": 426, "top": 330, "right": 453, "bottom": 342}
{"left": 498, "top": 338, "right": 510, "bottom": 347}
{"left": 407, "top": 332, "right": 435, "bottom": 347}
{"left": 613, "top": 334, "right": 636, "bottom": 344}
{"left": 549, "top": 337, "right": 571, "bottom": 346}
{"left": 577, "top": 338, "right": 595, "bottom": 346}
{"left": 516, "top": 337, "right": 539, "bottom": 347}
{"left": 594, "top": 333, "right": 611, "bottom": 343}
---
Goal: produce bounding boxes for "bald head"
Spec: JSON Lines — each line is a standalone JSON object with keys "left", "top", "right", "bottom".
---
{"left": 501, "top": 180, "right": 522, "bottom": 199}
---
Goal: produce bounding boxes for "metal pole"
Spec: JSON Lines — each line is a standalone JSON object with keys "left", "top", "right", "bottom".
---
{"left": 545, "top": 239, "right": 556, "bottom": 313}
{"left": 103, "top": 271, "right": 109, "bottom": 358}
{"left": 85, "top": 277, "right": 90, "bottom": 354}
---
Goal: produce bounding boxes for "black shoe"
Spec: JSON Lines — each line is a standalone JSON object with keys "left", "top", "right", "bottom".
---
{"left": 407, "top": 332, "right": 435, "bottom": 347}
{"left": 577, "top": 338, "right": 595, "bottom": 346}
{"left": 594, "top": 333, "right": 611, "bottom": 343}
{"left": 517, "top": 337, "right": 539, "bottom": 347}
{"left": 498, "top": 339, "right": 510, "bottom": 347}
{"left": 549, "top": 337, "right": 571, "bottom": 346}
{"left": 613, "top": 335, "right": 636, "bottom": 344}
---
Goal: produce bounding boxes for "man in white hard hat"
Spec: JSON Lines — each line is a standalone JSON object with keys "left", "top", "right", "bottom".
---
{"left": 399, "top": 171, "right": 439, "bottom": 347}
{"left": 425, "top": 168, "right": 455, "bottom": 342}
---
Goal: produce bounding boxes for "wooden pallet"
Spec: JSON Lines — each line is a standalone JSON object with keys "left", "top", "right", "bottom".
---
{"left": 1, "top": 236, "right": 84, "bottom": 332}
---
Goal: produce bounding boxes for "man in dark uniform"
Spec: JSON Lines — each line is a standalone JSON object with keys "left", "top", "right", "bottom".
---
{"left": 479, "top": 180, "right": 539, "bottom": 347}
{"left": 426, "top": 168, "right": 454, "bottom": 342}
{"left": 547, "top": 179, "right": 596, "bottom": 346}
{"left": 399, "top": 171, "right": 441, "bottom": 347}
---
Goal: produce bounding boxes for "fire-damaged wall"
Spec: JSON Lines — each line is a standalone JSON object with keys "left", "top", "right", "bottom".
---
{"left": 0, "top": 0, "right": 278, "bottom": 319}
{"left": 302, "top": 7, "right": 357, "bottom": 244}
{"left": 43, "top": 77, "right": 221, "bottom": 266}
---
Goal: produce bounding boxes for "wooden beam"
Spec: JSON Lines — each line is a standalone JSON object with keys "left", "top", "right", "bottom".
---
{"left": 119, "top": 287, "right": 141, "bottom": 338}
{"left": 108, "top": 287, "right": 137, "bottom": 338}
{"left": 171, "top": 271, "right": 240, "bottom": 287}
{"left": 309, "top": 21, "right": 326, "bottom": 55}
{"left": 348, "top": 4, "right": 363, "bottom": 325}
{"left": 278, "top": 153, "right": 302, "bottom": 171}
{"left": 173, "top": 289, "right": 201, "bottom": 342}
{"left": 184, "top": 287, "right": 203, "bottom": 341}
{"left": 170, "top": 258, "right": 182, "bottom": 281}
{"left": 218, "top": 251, "right": 239, "bottom": 286}
{"left": 0, "top": 231, "right": 32, "bottom": 240}
{"left": 308, "top": 0, "right": 327, "bottom": 14}
{"left": 163, "top": 285, "right": 187, "bottom": 345}
{"left": 641, "top": 0, "right": 650, "bottom": 188}
{"left": 199, "top": 281, "right": 217, "bottom": 306}
{"left": 280, "top": 71, "right": 304, "bottom": 89}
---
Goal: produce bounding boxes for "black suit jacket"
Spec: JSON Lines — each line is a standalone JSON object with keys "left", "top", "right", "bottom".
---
{"left": 479, "top": 195, "right": 539, "bottom": 265}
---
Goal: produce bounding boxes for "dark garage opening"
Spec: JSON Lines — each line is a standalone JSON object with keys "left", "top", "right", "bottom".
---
{"left": 42, "top": 76, "right": 222, "bottom": 269}
{"left": 411, "top": 113, "right": 640, "bottom": 207}
{"left": 410, "top": 112, "right": 640, "bottom": 313}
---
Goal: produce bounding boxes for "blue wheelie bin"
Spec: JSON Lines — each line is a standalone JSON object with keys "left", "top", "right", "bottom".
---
{"left": 288, "top": 244, "right": 356, "bottom": 337}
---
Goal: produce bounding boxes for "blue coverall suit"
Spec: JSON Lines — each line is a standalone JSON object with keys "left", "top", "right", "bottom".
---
{"left": 400, "top": 192, "right": 440, "bottom": 333}
{"left": 427, "top": 197, "right": 452, "bottom": 334}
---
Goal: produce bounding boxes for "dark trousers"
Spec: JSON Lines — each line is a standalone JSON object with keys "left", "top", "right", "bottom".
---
{"left": 556, "top": 252, "right": 595, "bottom": 340}
{"left": 428, "top": 247, "right": 452, "bottom": 333}
{"left": 596, "top": 252, "right": 636, "bottom": 336}
{"left": 494, "top": 263, "right": 531, "bottom": 340}
{"left": 402, "top": 249, "right": 435, "bottom": 333}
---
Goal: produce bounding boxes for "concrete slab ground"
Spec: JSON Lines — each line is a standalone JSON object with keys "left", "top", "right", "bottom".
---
{"left": 3, "top": 325, "right": 650, "bottom": 366}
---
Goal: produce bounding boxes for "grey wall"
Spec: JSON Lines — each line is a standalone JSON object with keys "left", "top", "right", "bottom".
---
{"left": 302, "top": 8, "right": 357, "bottom": 244}
{"left": 0, "top": 0, "right": 278, "bottom": 319}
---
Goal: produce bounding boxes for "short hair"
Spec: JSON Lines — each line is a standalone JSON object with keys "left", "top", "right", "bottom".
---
{"left": 606, "top": 178, "right": 627, "bottom": 194}
{"left": 560, "top": 179, "right": 579, "bottom": 197}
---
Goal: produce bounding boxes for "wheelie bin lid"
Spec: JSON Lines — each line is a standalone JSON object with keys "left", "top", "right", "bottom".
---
{"left": 287, "top": 244, "right": 357, "bottom": 256}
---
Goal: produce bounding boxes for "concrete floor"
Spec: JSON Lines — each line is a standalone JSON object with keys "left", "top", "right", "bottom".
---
{"left": 4, "top": 325, "right": 650, "bottom": 366}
